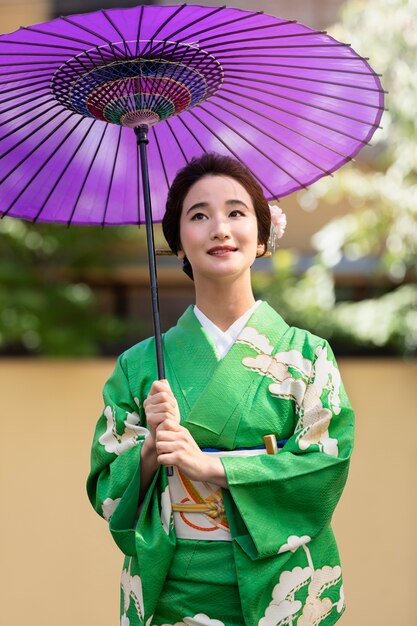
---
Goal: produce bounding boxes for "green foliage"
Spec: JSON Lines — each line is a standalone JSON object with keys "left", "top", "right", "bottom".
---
{"left": 254, "top": 250, "right": 417, "bottom": 356}
{"left": 305, "top": 0, "right": 417, "bottom": 280}
{"left": 0, "top": 218, "right": 138, "bottom": 355}
{"left": 256, "top": 0, "right": 417, "bottom": 356}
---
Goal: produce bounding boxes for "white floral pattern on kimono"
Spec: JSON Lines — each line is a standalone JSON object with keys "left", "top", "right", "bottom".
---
{"left": 160, "top": 486, "right": 172, "bottom": 535}
{"left": 259, "top": 536, "right": 343, "bottom": 626}
{"left": 161, "top": 614, "right": 226, "bottom": 626}
{"left": 239, "top": 331, "right": 340, "bottom": 457}
{"left": 120, "top": 559, "right": 145, "bottom": 625}
{"left": 102, "top": 496, "right": 121, "bottom": 521}
{"left": 99, "top": 404, "right": 149, "bottom": 455}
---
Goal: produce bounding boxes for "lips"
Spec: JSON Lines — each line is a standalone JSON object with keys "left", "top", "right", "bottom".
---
{"left": 207, "top": 246, "right": 237, "bottom": 255}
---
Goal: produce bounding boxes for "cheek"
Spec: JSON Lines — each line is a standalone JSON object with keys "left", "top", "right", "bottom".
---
{"left": 178, "top": 221, "right": 197, "bottom": 255}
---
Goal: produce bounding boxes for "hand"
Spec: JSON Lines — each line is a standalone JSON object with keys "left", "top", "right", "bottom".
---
{"left": 156, "top": 420, "right": 228, "bottom": 487}
{"left": 143, "top": 379, "right": 181, "bottom": 444}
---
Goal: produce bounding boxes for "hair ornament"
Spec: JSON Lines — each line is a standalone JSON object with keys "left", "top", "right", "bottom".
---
{"left": 268, "top": 204, "right": 287, "bottom": 253}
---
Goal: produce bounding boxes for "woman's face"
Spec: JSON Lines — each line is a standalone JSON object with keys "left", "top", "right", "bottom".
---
{"left": 178, "top": 175, "right": 262, "bottom": 283}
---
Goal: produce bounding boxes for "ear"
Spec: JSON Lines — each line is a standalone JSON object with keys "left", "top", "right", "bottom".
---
{"left": 256, "top": 242, "right": 266, "bottom": 257}
{"left": 177, "top": 248, "right": 185, "bottom": 260}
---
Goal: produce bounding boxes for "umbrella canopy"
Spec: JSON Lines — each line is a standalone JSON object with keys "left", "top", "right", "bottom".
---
{"left": 0, "top": 3, "right": 384, "bottom": 226}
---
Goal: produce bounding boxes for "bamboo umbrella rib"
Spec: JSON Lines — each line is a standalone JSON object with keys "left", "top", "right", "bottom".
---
{"left": 101, "top": 9, "right": 130, "bottom": 59}
{"left": 0, "top": 67, "right": 59, "bottom": 78}
{"left": 165, "top": 117, "right": 189, "bottom": 163}
{"left": 0, "top": 51, "right": 115, "bottom": 58}
{"left": 0, "top": 38, "right": 85, "bottom": 53}
{"left": 134, "top": 4, "right": 144, "bottom": 57}
{"left": 197, "top": 19, "right": 296, "bottom": 46}
{"left": 0, "top": 103, "right": 61, "bottom": 142}
{"left": 207, "top": 97, "right": 338, "bottom": 173}
{"left": 225, "top": 74, "right": 385, "bottom": 109}
{"left": 162, "top": 5, "right": 226, "bottom": 44}
{"left": 224, "top": 78, "right": 385, "bottom": 122}
{"left": 141, "top": 3, "right": 187, "bottom": 58}
{"left": 194, "top": 103, "right": 308, "bottom": 190}
{"left": 0, "top": 78, "right": 50, "bottom": 98}
{"left": 147, "top": 42, "right": 180, "bottom": 115}
{"left": 164, "top": 8, "right": 262, "bottom": 46}
{"left": 149, "top": 40, "right": 186, "bottom": 111}
{"left": 0, "top": 72, "right": 57, "bottom": 86}
{"left": 203, "top": 30, "right": 330, "bottom": 50}
{"left": 61, "top": 15, "right": 122, "bottom": 48}
{"left": 150, "top": 43, "right": 207, "bottom": 117}
{"left": 225, "top": 67, "right": 384, "bottom": 93}
{"left": 0, "top": 94, "right": 57, "bottom": 122}
{"left": 0, "top": 60, "right": 62, "bottom": 67}
{"left": 58, "top": 16, "right": 125, "bottom": 64}
{"left": 186, "top": 108, "right": 279, "bottom": 200}
{"left": 142, "top": 38, "right": 173, "bottom": 112}
{"left": 0, "top": 113, "right": 75, "bottom": 202}
{"left": 101, "top": 124, "right": 122, "bottom": 226}
{"left": 23, "top": 24, "right": 99, "bottom": 49}
{"left": 4, "top": 117, "right": 83, "bottom": 221}
{"left": 213, "top": 43, "right": 350, "bottom": 54}
{"left": 222, "top": 60, "right": 382, "bottom": 76}
{"left": 67, "top": 123, "right": 108, "bottom": 226}
{"left": 152, "top": 125, "right": 170, "bottom": 191}
{"left": 0, "top": 106, "right": 65, "bottom": 162}
{"left": 217, "top": 88, "right": 380, "bottom": 143}
{"left": 175, "top": 112, "right": 208, "bottom": 154}
{"left": 218, "top": 53, "right": 371, "bottom": 60}
{"left": 33, "top": 118, "right": 96, "bottom": 222}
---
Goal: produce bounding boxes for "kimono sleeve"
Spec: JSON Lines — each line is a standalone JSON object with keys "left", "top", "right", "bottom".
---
{"left": 86, "top": 352, "right": 150, "bottom": 553}
{"left": 221, "top": 339, "right": 354, "bottom": 560}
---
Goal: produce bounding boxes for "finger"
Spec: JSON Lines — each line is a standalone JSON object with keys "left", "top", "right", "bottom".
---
{"left": 147, "top": 413, "right": 169, "bottom": 429}
{"left": 157, "top": 452, "right": 179, "bottom": 467}
{"left": 145, "top": 392, "right": 177, "bottom": 410}
{"left": 155, "top": 440, "right": 180, "bottom": 454}
{"left": 145, "top": 402, "right": 176, "bottom": 418}
{"left": 157, "top": 418, "right": 181, "bottom": 433}
{"left": 156, "top": 428, "right": 183, "bottom": 443}
{"left": 148, "top": 380, "right": 173, "bottom": 397}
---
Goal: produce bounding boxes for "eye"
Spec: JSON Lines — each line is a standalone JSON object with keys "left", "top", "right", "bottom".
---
{"left": 190, "top": 212, "right": 207, "bottom": 221}
{"left": 229, "top": 209, "right": 245, "bottom": 217}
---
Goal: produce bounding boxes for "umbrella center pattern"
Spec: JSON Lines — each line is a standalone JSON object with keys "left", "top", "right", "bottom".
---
{"left": 51, "top": 40, "right": 223, "bottom": 127}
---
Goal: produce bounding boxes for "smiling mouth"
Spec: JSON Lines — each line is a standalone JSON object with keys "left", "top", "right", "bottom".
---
{"left": 207, "top": 246, "right": 237, "bottom": 255}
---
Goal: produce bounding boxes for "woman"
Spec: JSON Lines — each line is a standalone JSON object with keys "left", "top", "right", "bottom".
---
{"left": 87, "top": 153, "right": 354, "bottom": 626}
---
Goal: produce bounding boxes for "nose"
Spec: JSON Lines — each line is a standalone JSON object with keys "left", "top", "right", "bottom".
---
{"left": 210, "top": 215, "right": 231, "bottom": 240}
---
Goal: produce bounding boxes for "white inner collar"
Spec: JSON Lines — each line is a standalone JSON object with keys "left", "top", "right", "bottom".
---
{"left": 194, "top": 300, "right": 262, "bottom": 359}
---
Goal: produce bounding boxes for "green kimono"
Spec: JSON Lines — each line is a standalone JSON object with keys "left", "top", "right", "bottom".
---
{"left": 87, "top": 302, "right": 354, "bottom": 626}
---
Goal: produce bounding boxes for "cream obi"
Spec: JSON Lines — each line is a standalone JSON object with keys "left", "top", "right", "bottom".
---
{"left": 167, "top": 449, "right": 267, "bottom": 541}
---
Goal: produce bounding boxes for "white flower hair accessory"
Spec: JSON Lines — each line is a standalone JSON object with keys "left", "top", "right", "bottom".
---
{"left": 268, "top": 204, "right": 287, "bottom": 252}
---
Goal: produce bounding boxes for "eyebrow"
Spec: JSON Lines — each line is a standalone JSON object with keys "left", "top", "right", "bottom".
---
{"left": 185, "top": 199, "right": 249, "bottom": 215}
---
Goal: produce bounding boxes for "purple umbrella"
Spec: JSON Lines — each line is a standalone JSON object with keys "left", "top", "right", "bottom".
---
{"left": 0, "top": 3, "right": 385, "bottom": 376}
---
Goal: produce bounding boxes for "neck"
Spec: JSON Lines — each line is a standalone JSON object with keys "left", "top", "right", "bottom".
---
{"left": 193, "top": 273, "right": 256, "bottom": 331}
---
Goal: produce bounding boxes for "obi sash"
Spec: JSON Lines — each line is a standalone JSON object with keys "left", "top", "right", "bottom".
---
{"left": 168, "top": 448, "right": 271, "bottom": 541}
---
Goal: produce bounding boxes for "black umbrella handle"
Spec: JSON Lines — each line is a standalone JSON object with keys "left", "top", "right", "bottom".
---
{"left": 135, "top": 124, "right": 165, "bottom": 380}
{"left": 135, "top": 125, "right": 173, "bottom": 478}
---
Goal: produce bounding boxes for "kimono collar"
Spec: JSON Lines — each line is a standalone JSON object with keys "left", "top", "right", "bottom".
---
{"left": 193, "top": 300, "right": 262, "bottom": 359}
